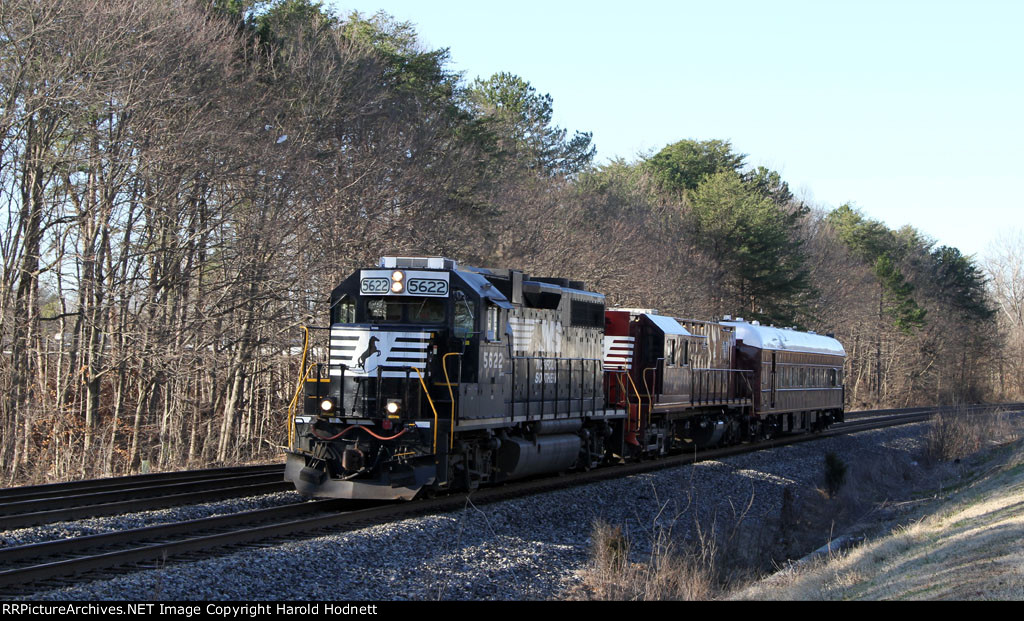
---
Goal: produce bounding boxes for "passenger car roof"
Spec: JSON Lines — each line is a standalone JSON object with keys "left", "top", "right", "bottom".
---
{"left": 723, "top": 320, "right": 845, "bottom": 356}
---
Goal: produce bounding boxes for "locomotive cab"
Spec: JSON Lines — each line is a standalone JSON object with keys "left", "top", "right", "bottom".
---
{"left": 287, "top": 257, "right": 513, "bottom": 500}
{"left": 603, "top": 310, "right": 755, "bottom": 453}
{"left": 285, "top": 257, "right": 623, "bottom": 500}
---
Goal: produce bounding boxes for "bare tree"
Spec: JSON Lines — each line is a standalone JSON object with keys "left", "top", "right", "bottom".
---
{"left": 985, "top": 230, "right": 1024, "bottom": 398}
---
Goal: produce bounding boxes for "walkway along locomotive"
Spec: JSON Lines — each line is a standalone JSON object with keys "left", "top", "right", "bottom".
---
{"left": 284, "top": 257, "right": 846, "bottom": 500}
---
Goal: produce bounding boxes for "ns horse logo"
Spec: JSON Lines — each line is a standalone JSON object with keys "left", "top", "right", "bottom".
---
{"left": 357, "top": 335, "right": 381, "bottom": 371}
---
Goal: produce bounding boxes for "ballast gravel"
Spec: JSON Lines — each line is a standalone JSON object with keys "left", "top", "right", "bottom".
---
{"left": 0, "top": 492, "right": 307, "bottom": 549}
{"left": 14, "top": 423, "right": 936, "bottom": 600}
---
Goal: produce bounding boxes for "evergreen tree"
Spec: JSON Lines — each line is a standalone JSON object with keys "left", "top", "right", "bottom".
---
{"left": 827, "top": 204, "right": 927, "bottom": 332}
{"left": 464, "top": 72, "right": 595, "bottom": 177}
{"left": 873, "top": 254, "right": 927, "bottom": 332}
{"left": 646, "top": 138, "right": 745, "bottom": 192}
{"left": 690, "top": 171, "right": 811, "bottom": 323}
{"left": 930, "top": 245, "right": 994, "bottom": 323}
{"left": 744, "top": 165, "right": 795, "bottom": 208}
{"left": 642, "top": 139, "right": 812, "bottom": 323}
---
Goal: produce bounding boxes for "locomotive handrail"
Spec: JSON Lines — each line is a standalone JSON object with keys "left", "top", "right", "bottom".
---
{"left": 286, "top": 326, "right": 312, "bottom": 449}
{"left": 509, "top": 356, "right": 602, "bottom": 418}
{"left": 623, "top": 371, "right": 645, "bottom": 433}
{"left": 510, "top": 355, "right": 602, "bottom": 363}
{"left": 642, "top": 360, "right": 662, "bottom": 404}
{"left": 288, "top": 363, "right": 320, "bottom": 450}
{"left": 642, "top": 361, "right": 661, "bottom": 437}
{"left": 408, "top": 366, "right": 441, "bottom": 454}
{"left": 442, "top": 352, "right": 461, "bottom": 449}
{"left": 609, "top": 370, "right": 632, "bottom": 428}
{"left": 689, "top": 368, "right": 754, "bottom": 405}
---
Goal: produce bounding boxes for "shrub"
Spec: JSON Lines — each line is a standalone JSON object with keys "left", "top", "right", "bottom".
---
{"left": 925, "top": 407, "right": 1018, "bottom": 463}
{"left": 824, "top": 452, "right": 848, "bottom": 498}
{"left": 577, "top": 518, "right": 715, "bottom": 600}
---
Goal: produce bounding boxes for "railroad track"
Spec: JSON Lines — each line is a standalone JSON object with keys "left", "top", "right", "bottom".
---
{"left": 843, "top": 402, "right": 1024, "bottom": 422}
{"left": 0, "top": 465, "right": 289, "bottom": 529}
{"left": 8, "top": 402, "right": 1019, "bottom": 597}
{"left": 0, "top": 498, "right": 363, "bottom": 595}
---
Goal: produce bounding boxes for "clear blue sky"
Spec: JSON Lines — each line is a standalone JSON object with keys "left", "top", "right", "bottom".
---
{"left": 329, "top": 0, "right": 1023, "bottom": 258}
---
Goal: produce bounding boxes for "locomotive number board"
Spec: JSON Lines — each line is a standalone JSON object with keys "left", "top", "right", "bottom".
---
{"left": 360, "top": 270, "right": 450, "bottom": 297}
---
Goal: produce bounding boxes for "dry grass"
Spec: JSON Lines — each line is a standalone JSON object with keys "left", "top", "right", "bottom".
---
{"left": 926, "top": 406, "right": 1019, "bottom": 464}
{"left": 568, "top": 458, "right": 912, "bottom": 601}
{"left": 569, "top": 408, "right": 1024, "bottom": 601}
{"left": 569, "top": 518, "right": 716, "bottom": 601}
{"left": 732, "top": 441, "right": 1024, "bottom": 600}
{"left": 568, "top": 486, "right": 778, "bottom": 600}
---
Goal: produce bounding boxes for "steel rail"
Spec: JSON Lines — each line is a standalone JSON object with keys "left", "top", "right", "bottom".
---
{"left": 8, "top": 403, "right": 1017, "bottom": 595}
{"left": 0, "top": 465, "right": 283, "bottom": 502}
{"left": 0, "top": 472, "right": 288, "bottom": 516}
{"left": 843, "top": 402, "right": 1024, "bottom": 421}
{"left": 0, "top": 478, "right": 293, "bottom": 530}
{"left": 0, "top": 499, "right": 359, "bottom": 592}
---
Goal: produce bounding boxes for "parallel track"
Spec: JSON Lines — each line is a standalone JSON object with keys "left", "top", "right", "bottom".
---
{"left": 0, "top": 466, "right": 289, "bottom": 529}
{"left": 7, "top": 403, "right": 1018, "bottom": 596}
{"left": 843, "top": 402, "right": 1024, "bottom": 421}
{"left": 0, "top": 465, "right": 283, "bottom": 501}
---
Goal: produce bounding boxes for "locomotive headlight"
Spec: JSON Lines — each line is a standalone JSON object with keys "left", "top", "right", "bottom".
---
{"left": 390, "top": 270, "right": 405, "bottom": 293}
{"left": 320, "top": 398, "right": 336, "bottom": 413}
{"left": 385, "top": 400, "right": 400, "bottom": 415}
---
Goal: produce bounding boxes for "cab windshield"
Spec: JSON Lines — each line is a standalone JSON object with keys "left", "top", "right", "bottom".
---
{"left": 363, "top": 296, "right": 446, "bottom": 324}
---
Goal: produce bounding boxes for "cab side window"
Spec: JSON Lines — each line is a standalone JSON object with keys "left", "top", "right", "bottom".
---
{"left": 485, "top": 304, "right": 502, "bottom": 342}
{"left": 334, "top": 296, "right": 355, "bottom": 324}
{"left": 454, "top": 291, "right": 476, "bottom": 338}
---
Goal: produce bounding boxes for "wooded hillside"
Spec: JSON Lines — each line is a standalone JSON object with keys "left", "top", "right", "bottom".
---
{"left": 1, "top": 0, "right": 1017, "bottom": 484}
